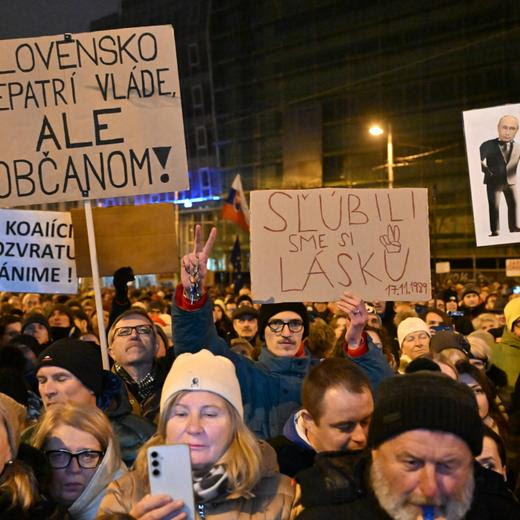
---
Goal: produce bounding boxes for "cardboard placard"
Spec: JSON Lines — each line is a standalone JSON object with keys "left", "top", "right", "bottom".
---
{"left": 250, "top": 188, "right": 431, "bottom": 302}
{"left": 463, "top": 104, "right": 520, "bottom": 246}
{"left": 71, "top": 203, "right": 178, "bottom": 276}
{"left": 0, "top": 209, "right": 77, "bottom": 293}
{"left": 506, "top": 259, "right": 520, "bottom": 277}
{"left": 0, "top": 25, "right": 188, "bottom": 207}
{"left": 435, "top": 261, "right": 451, "bottom": 274}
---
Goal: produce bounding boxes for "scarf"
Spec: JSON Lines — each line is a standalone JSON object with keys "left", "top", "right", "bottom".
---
{"left": 192, "top": 464, "right": 228, "bottom": 503}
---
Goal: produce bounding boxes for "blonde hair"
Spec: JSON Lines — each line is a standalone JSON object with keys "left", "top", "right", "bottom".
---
{"left": 134, "top": 391, "right": 261, "bottom": 499}
{"left": 467, "top": 336, "right": 492, "bottom": 362}
{"left": 32, "top": 403, "right": 120, "bottom": 475}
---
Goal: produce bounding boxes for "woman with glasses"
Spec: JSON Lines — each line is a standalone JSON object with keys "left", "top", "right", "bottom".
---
{"left": 32, "top": 403, "right": 127, "bottom": 520}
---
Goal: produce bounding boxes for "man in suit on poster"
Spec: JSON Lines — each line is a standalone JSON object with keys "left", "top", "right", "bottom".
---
{"left": 480, "top": 115, "right": 520, "bottom": 236}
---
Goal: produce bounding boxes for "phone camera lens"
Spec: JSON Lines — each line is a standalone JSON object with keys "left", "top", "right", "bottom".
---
{"left": 152, "top": 460, "right": 159, "bottom": 467}
{"left": 151, "top": 451, "right": 158, "bottom": 458}
{"left": 152, "top": 469, "right": 160, "bottom": 477}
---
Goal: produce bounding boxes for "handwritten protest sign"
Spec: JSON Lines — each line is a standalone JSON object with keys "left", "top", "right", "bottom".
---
{"left": 0, "top": 209, "right": 77, "bottom": 293}
{"left": 506, "top": 259, "right": 520, "bottom": 277}
{"left": 0, "top": 25, "right": 188, "bottom": 207}
{"left": 250, "top": 188, "right": 431, "bottom": 302}
{"left": 71, "top": 203, "right": 178, "bottom": 277}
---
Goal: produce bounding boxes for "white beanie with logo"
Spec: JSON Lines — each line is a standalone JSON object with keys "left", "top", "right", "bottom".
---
{"left": 160, "top": 349, "right": 244, "bottom": 418}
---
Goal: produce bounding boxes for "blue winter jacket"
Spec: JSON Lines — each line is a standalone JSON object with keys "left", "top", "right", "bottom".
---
{"left": 172, "top": 296, "right": 393, "bottom": 438}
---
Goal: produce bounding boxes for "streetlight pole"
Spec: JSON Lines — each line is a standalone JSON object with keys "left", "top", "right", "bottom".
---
{"left": 386, "top": 124, "right": 394, "bottom": 189}
{"left": 369, "top": 123, "right": 394, "bottom": 189}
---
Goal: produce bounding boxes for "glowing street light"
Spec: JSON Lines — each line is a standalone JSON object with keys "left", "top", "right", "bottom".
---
{"left": 369, "top": 123, "right": 394, "bottom": 188}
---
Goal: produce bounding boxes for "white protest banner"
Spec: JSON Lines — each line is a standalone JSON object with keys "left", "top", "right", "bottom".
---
{"left": 250, "top": 188, "right": 431, "bottom": 302}
{"left": 0, "top": 209, "right": 77, "bottom": 293}
{"left": 435, "top": 261, "right": 450, "bottom": 274}
{"left": 463, "top": 103, "right": 520, "bottom": 246}
{"left": 506, "top": 259, "right": 520, "bottom": 277}
{"left": 0, "top": 25, "right": 188, "bottom": 207}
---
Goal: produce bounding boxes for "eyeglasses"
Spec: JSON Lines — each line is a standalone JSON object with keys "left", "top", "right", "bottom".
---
{"left": 45, "top": 449, "right": 105, "bottom": 469}
{"left": 114, "top": 325, "right": 153, "bottom": 337}
{"left": 267, "top": 319, "right": 304, "bottom": 333}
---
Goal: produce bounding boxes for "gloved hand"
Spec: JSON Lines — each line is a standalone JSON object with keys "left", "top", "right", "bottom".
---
{"left": 113, "top": 266, "right": 134, "bottom": 301}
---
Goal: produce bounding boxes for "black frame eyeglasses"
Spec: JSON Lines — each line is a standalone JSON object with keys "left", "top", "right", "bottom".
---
{"left": 45, "top": 449, "right": 105, "bottom": 469}
{"left": 267, "top": 319, "right": 304, "bottom": 333}
{"left": 114, "top": 325, "right": 153, "bottom": 337}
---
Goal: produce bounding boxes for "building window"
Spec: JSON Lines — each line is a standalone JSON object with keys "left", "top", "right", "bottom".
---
{"left": 200, "top": 168, "right": 210, "bottom": 197}
{"left": 191, "top": 84, "right": 203, "bottom": 110}
{"left": 196, "top": 126, "right": 207, "bottom": 149}
{"left": 188, "top": 43, "right": 199, "bottom": 68}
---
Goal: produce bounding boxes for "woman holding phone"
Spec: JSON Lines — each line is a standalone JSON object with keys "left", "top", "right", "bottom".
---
{"left": 32, "top": 403, "right": 127, "bottom": 520}
{"left": 98, "top": 349, "right": 295, "bottom": 519}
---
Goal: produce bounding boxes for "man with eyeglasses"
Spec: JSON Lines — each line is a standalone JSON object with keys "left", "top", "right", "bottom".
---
{"left": 108, "top": 308, "right": 170, "bottom": 423}
{"left": 172, "top": 226, "right": 392, "bottom": 439}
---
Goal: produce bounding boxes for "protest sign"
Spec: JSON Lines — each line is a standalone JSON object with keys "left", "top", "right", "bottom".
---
{"left": 463, "top": 103, "right": 520, "bottom": 246}
{"left": 0, "top": 209, "right": 77, "bottom": 293}
{"left": 435, "top": 261, "right": 450, "bottom": 274}
{"left": 71, "top": 203, "right": 178, "bottom": 277}
{"left": 506, "top": 258, "right": 520, "bottom": 277}
{"left": 0, "top": 25, "right": 188, "bottom": 207}
{"left": 250, "top": 188, "right": 431, "bottom": 302}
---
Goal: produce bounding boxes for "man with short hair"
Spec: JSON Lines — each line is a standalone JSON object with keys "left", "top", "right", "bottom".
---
{"left": 296, "top": 372, "right": 519, "bottom": 519}
{"left": 231, "top": 306, "right": 259, "bottom": 343}
{"left": 108, "top": 308, "right": 170, "bottom": 423}
{"left": 21, "top": 293, "right": 41, "bottom": 315}
{"left": 0, "top": 315, "right": 22, "bottom": 347}
{"left": 269, "top": 357, "right": 374, "bottom": 476}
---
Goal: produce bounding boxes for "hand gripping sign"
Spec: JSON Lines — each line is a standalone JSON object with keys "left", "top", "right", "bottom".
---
{"left": 250, "top": 188, "right": 431, "bottom": 303}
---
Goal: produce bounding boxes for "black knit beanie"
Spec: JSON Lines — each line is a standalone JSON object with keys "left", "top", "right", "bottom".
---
{"left": 258, "top": 302, "right": 309, "bottom": 340}
{"left": 36, "top": 339, "right": 103, "bottom": 396}
{"left": 22, "top": 313, "right": 50, "bottom": 335}
{"left": 368, "top": 372, "right": 483, "bottom": 455}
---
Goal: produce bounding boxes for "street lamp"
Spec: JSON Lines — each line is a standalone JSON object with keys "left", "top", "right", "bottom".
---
{"left": 369, "top": 123, "right": 394, "bottom": 188}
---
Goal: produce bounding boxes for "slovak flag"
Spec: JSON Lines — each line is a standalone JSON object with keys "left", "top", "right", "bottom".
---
{"left": 221, "top": 174, "right": 250, "bottom": 231}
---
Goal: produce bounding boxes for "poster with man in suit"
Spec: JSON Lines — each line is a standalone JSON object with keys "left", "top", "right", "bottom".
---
{"left": 463, "top": 104, "right": 520, "bottom": 246}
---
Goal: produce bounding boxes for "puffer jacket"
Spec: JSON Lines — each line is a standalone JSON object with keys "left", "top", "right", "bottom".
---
{"left": 97, "top": 466, "right": 296, "bottom": 519}
{"left": 68, "top": 439, "right": 127, "bottom": 520}
{"left": 173, "top": 295, "right": 392, "bottom": 438}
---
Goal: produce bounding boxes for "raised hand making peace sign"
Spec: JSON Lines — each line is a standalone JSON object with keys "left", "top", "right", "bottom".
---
{"left": 180, "top": 225, "right": 217, "bottom": 302}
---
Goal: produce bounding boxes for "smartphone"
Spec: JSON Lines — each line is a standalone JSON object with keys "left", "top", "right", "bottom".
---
{"left": 447, "top": 310, "right": 464, "bottom": 317}
{"left": 431, "top": 324, "right": 454, "bottom": 333}
{"left": 147, "top": 445, "right": 195, "bottom": 520}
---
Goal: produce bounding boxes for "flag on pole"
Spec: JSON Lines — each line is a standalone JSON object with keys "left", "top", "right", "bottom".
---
{"left": 221, "top": 174, "right": 250, "bottom": 231}
{"left": 230, "top": 236, "right": 244, "bottom": 294}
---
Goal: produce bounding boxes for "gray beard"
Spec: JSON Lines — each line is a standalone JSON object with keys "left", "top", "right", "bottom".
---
{"left": 369, "top": 458, "right": 474, "bottom": 520}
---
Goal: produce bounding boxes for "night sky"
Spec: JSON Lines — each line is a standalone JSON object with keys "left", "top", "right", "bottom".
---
{"left": 0, "top": 0, "right": 120, "bottom": 40}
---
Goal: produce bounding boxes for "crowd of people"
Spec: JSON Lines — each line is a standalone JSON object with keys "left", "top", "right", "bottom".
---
{"left": 0, "top": 225, "right": 518, "bottom": 519}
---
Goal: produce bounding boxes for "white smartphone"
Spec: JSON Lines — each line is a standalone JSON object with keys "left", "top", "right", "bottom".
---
{"left": 147, "top": 444, "right": 195, "bottom": 520}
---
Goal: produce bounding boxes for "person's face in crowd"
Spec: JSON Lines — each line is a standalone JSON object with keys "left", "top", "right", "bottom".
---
{"left": 24, "top": 322, "right": 49, "bottom": 345}
{"left": 366, "top": 314, "right": 381, "bottom": 329}
{"left": 45, "top": 424, "right": 103, "bottom": 506}
{"left": 333, "top": 316, "right": 348, "bottom": 339}
{"left": 370, "top": 430, "right": 474, "bottom": 520}
{"left": 225, "top": 302, "right": 236, "bottom": 318}
{"left": 81, "top": 301, "right": 94, "bottom": 317}
{"left": 91, "top": 310, "right": 109, "bottom": 334}
{"left": 264, "top": 311, "right": 305, "bottom": 357}
{"left": 372, "top": 300, "right": 386, "bottom": 314}
{"left": 48, "top": 310, "right": 71, "bottom": 328}
{"left": 497, "top": 115, "right": 519, "bottom": 142}
{"left": 459, "top": 373, "right": 489, "bottom": 419}
{"left": 238, "top": 300, "right": 253, "bottom": 308}
{"left": 428, "top": 299, "right": 446, "bottom": 312}
{"left": 73, "top": 317, "right": 89, "bottom": 335}
{"left": 233, "top": 316, "right": 258, "bottom": 341}
{"left": 485, "top": 295, "right": 497, "bottom": 310}
{"left": 512, "top": 318, "right": 520, "bottom": 339}
{"left": 425, "top": 311, "right": 443, "bottom": 332}
{"left": 478, "top": 318, "right": 498, "bottom": 332}
{"left": 313, "top": 302, "right": 328, "bottom": 313}
{"left": 37, "top": 366, "right": 96, "bottom": 408}
{"left": 303, "top": 386, "right": 373, "bottom": 452}
{"left": 0, "top": 421, "right": 12, "bottom": 475}
{"left": 22, "top": 293, "right": 41, "bottom": 314}
{"left": 212, "top": 305, "right": 223, "bottom": 323}
{"left": 445, "top": 299, "right": 458, "bottom": 313}
{"left": 462, "top": 293, "right": 480, "bottom": 308}
{"left": 476, "top": 435, "right": 506, "bottom": 480}
{"left": 401, "top": 331, "right": 430, "bottom": 360}
{"left": 7, "top": 295, "right": 22, "bottom": 310}
{"left": 0, "top": 320, "right": 21, "bottom": 346}
{"left": 166, "top": 391, "right": 233, "bottom": 471}
{"left": 109, "top": 314, "right": 157, "bottom": 367}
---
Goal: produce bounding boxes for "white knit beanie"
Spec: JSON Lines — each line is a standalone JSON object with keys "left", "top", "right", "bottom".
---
{"left": 160, "top": 349, "right": 244, "bottom": 418}
{"left": 397, "top": 317, "right": 430, "bottom": 347}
